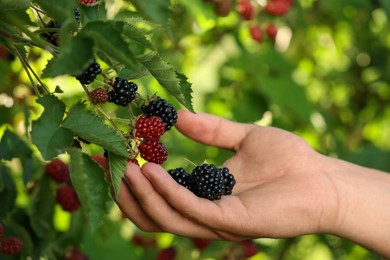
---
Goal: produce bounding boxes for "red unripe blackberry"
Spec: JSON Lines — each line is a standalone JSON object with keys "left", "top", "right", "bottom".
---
{"left": 141, "top": 97, "right": 178, "bottom": 131}
{"left": 167, "top": 167, "right": 189, "bottom": 188}
{"left": 136, "top": 114, "right": 166, "bottom": 140}
{"left": 266, "top": 23, "right": 278, "bottom": 40}
{"left": 0, "top": 223, "right": 3, "bottom": 238}
{"left": 56, "top": 185, "right": 80, "bottom": 212}
{"left": 139, "top": 139, "right": 168, "bottom": 164}
{"left": 242, "top": 240, "right": 259, "bottom": 258}
{"left": 131, "top": 233, "right": 157, "bottom": 247}
{"left": 75, "top": 60, "right": 102, "bottom": 84}
{"left": 0, "top": 236, "right": 23, "bottom": 255}
{"left": 249, "top": 25, "right": 263, "bottom": 43}
{"left": 89, "top": 88, "right": 109, "bottom": 104}
{"left": 45, "top": 159, "right": 70, "bottom": 183}
{"left": 79, "top": 0, "right": 97, "bottom": 6}
{"left": 193, "top": 238, "right": 212, "bottom": 250}
{"left": 213, "top": 0, "right": 232, "bottom": 17}
{"left": 237, "top": 0, "right": 254, "bottom": 20}
{"left": 265, "top": 0, "right": 291, "bottom": 16}
{"left": 64, "top": 247, "right": 89, "bottom": 260}
{"left": 108, "top": 77, "right": 138, "bottom": 107}
{"left": 157, "top": 247, "right": 176, "bottom": 260}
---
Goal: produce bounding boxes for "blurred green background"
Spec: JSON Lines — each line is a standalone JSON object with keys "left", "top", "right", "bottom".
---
{"left": 0, "top": 0, "right": 389, "bottom": 259}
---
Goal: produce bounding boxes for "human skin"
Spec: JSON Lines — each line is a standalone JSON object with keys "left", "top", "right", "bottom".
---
{"left": 115, "top": 110, "right": 390, "bottom": 258}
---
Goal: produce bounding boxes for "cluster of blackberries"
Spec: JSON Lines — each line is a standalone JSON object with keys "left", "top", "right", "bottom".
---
{"left": 107, "top": 77, "right": 138, "bottom": 107}
{"left": 141, "top": 97, "right": 178, "bottom": 131}
{"left": 168, "top": 163, "right": 236, "bottom": 200}
{"left": 75, "top": 60, "right": 102, "bottom": 84}
{"left": 134, "top": 97, "right": 178, "bottom": 164}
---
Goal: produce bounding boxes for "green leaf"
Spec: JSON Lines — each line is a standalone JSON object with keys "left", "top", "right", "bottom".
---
{"left": 137, "top": 52, "right": 193, "bottom": 111}
{"left": 33, "top": 0, "right": 76, "bottom": 26}
{"left": 29, "top": 175, "right": 56, "bottom": 238}
{"left": 176, "top": 72, "right": 194, "bottom": 112}
{"left": 79, "top": 20, "right": 139, "bottom": 70}
{"left": 127, "top": 0, "right": 171, "bottom": 25}
{"left": 108, "top": 152, "right": 127, "bottom": 199}
{"left": 122, "top": 24, "right": 155, "bottom": 51}
{"left": 62, "top": 102, "right": 129, "bottom": 157}
{"left": 0, "top": 0, "right": 30, "bottom": 11}
{"left": 41, "top": 36, "right": 95, "bottom": 78}
{"left": 0, "top": 128, "right": 32, "bottom": 160}
{"left": 31, "top": 95, "right": 73, "bottom": 160}
{"left": 68, "top": 148, "right": 111, "bottom": 233}
{"left": 79, "top": 2, "right": 107, "bottom": 24}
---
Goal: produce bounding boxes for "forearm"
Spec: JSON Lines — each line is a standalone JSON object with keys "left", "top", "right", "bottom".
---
{"left": 323, "top": 156, "right": 390, "bottom": 257}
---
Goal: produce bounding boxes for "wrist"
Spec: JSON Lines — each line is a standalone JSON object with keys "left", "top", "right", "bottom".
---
{"left": 320, "top": 155, "right": 390, "bottom": 257}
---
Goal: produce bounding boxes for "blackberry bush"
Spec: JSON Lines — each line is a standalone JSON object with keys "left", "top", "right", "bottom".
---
{"left": 108, "top": 77, "right": 138, "bottom": 107}
{"left": 141, "top": 97, "right": 178, "bottom": 131}
{"left": 75, "top": 60, "right": 102, "bottom": 84}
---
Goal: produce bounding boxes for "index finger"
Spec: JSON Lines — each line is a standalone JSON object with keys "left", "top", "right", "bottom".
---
{"left": 175, "top": 110, "right": 254, "bottom": 151}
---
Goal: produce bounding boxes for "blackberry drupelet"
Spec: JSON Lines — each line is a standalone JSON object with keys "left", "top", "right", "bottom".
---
{"left": 75, "top": 60, "right": 102, "bottom": 84}
{"left": 108, "top": 77, "right": 138, "bottom": 107}
{"left": 141, "top": 97, "right": 177, "bottom": 131}
{"left": 168, "top": 167, "right": 189, "bottom": 188}
{"left": 188, "top": 164, "right": 226, "bottom": 200}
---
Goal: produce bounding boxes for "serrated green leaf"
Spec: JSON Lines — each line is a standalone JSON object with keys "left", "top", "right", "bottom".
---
{"left": 0, "top": 0, "right": 30, "bottom": 11}
{"left": 127, "top": 0, "right": 171, "bottom": 25}
{"left": 68, "top": 148, "right": 111, "bottom": 233}
{"left": 31, "top": 95, "right": 73, "bottom": 160}
{"left": 108, "top": 152, "right": 127, "bottom": 199}
{"left": 62, "top": 102, "right": 129, "bottom": 157}
{"left": 176, "top": 72, "right": 194, "bottom": 112}
{"left": 41, "top": 36, "right": 94, "bottom": 78}
{"left": 29, "top": 175, "right": 56, "bottom": 238}
{"left": 0, "top": 128, "right": 32, "bottom": 160}
{"left": 137, "top": 52, "right": 193, "bottom": 111}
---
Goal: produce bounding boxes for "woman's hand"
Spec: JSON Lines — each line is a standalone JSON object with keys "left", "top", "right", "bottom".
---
{"left": 115, "top": 110, "right": 390, "bottom": 258}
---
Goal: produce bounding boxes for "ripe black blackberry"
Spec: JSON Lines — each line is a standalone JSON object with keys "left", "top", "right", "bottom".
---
{"left": 41, "top": 20, "right": 60, "bottom": 46}
{"left": 188, "top": 164, "right": 226, "bottom": 200}
{"left": 141, "top": 97, "right": 178, "bottom": 131}
{"left": 167, "top": 167, "right": 189, "bottom": 188}
{"left": 75, "top": 60, "right": 102, "bottom": 84}
{"left": 108, "top": 77, "right": 138, "bottom": 107}
{"left": 74, "top": 6, "right": 81, "bottom": 23}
